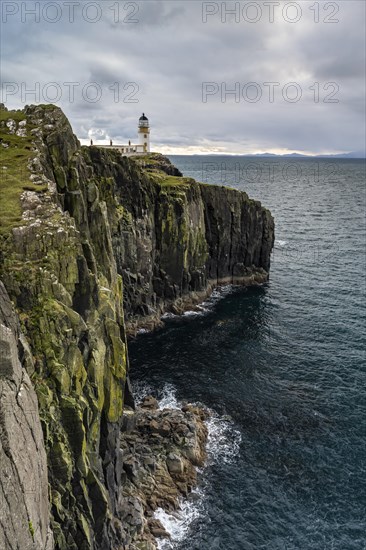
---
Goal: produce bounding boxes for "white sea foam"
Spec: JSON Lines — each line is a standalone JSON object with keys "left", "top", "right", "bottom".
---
{"left": 161, "top": 286, "right": 235, "bottom": 323}
{"left": 210, "top": 285, "right": 235, "bottom": 300}
{"left": 183, "top": 308, "right": 209, "bottom": 317}
{"left": 142, "top": 383, "right": 242, "bottom": 548}
{"left": 155, "top": 487, "right": 205, "bottom": 550}
{"left": 131, "top": 382, "right": 241, "bottom": 547}
{"left": 162, "top": 308, "right": 208, "bottom": 321}
{"left": 133, "top": 382, "right": 242, "bottom": 464}
{"left": 206, "top": 411, "right": 242, "bottom": 465}
{"left": 158, "top": 383, "right": 180, "bottom": 410}
{"left": 202, "top": 285, "right": 235, "bottom": 309}
{"left": 132, "top": 381, "right": 181, "bottom": 409}
{"left": 154, "top": 385, "right": 242, "bottom": 466}
{"left": 276, "top": 239, "right": 288, "bottom": 247}
{"left": 136, "top": 327, "right": 150, "bottom": 335}
{"left": 132, "top": 380, "right": 155, "bottom": 404}
{"left": 161, "top": 312, "right": 177, "bottom": 320}
{"left": 182, "top": 310, "right": 201, "bottom": 317}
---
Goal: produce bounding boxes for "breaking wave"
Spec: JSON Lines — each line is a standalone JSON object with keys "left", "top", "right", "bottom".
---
{"left": 134, "top": 383, "right": 242, "bottom": 549}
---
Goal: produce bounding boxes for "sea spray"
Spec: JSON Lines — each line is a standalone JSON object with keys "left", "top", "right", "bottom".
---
{"left": 137, "top": 383, "right": 242, "bottom": 548}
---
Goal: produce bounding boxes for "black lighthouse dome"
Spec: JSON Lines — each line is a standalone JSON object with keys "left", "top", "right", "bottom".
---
{"left": 138, "top": 113, "right": 149, "bottom": 128}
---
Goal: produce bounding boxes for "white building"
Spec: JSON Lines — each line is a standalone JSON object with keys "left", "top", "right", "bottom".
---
{"left": 91, "top": 114, "right": 151, "bottom": 155}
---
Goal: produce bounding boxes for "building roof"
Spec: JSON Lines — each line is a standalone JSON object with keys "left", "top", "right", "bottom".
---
{"left": 139, "top": 113, "right": 148, "bottom": 121}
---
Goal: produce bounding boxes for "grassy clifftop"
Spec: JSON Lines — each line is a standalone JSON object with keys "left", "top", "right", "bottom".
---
{"left": 0, "top": 105, "right": 48, "bottom": 233}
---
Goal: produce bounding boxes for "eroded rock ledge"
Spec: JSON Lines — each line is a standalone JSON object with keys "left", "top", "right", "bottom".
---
{"left": 119, "top": 397, "right": 208, "bottom": 549}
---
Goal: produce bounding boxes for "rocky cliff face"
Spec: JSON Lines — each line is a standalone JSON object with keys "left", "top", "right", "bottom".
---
{"left": 91, "top": 150, "right": 274, "bottom": 333}
{"left": 0, "top": 104, "right": 274, "bottom": 549}
{"left": 0, "top": 282, "right": 53, "bottom": 550}
{"left": 1, "top": 104, "right": 130, "bottom": 549}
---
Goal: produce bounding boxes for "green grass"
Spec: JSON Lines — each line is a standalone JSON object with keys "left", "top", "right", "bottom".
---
{"left": 158, "top": 175, "right": 195, "bottom": 187}
{"left": 130, "top": 153, "right": 165, "bottom": 165}
{"left": 130, "top": 153, "right": 195, "bottom": 189}
{"left": 28, "top": 520, "right": 35, "bottom": 540}
{"left": 0, "top": 108, "right": 48, "bottom": 235}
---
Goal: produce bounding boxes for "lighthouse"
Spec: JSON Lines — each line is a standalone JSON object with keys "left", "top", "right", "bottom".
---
{"left": 90, "top": 113, "right": 152, "bottom": 155}
{"left": 138, "top": 113, "right": 150, "bottom": 153}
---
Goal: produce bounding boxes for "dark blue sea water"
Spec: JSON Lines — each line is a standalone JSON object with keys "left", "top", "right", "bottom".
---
{"left": 129, "top": 156, "right": 366, "bottom": 550}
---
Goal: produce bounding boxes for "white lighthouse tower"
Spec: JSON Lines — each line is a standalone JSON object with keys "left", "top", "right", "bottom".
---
{"left": 138, "top": 113, "right": 150, "bottom": 153}
{"left": 91, "top": 113, "right": 151, "bottom": 155}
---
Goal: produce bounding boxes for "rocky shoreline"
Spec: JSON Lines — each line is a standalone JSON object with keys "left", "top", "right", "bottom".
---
{"left": 126, "top": 270, "right": 269, "bottom": 337}
{"left": 119, "top": 397, "right": 209, "bottom": 549}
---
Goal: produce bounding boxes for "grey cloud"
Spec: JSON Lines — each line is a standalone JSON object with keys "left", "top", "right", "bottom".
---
{"left": 2, "top": 0, "right": 365, "bottom": 154}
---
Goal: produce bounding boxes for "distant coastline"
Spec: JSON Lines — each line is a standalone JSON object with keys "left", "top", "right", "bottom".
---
{"left": 169, "top": 152, "right": 366, "bottom": 159}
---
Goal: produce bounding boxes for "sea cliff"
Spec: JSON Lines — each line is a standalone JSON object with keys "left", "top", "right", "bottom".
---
{"left": 0, "top": 104, "right": 274, "bottom": 549}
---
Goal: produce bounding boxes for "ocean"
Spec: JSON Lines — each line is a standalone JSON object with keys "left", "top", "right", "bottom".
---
{"left": 129, "top": 156, "right": 366, "bottom": 550}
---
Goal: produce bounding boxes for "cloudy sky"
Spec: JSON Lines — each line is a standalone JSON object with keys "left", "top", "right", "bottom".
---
{"left": 2, "top": 0, "right": 365, "bottom": 154}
